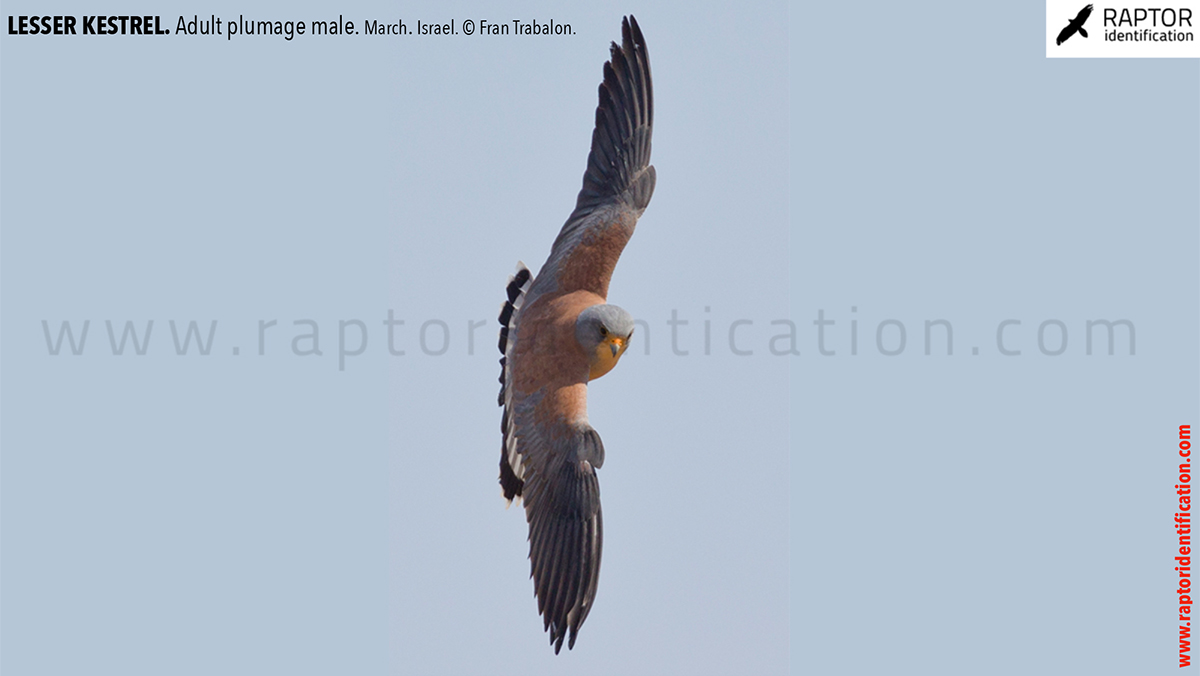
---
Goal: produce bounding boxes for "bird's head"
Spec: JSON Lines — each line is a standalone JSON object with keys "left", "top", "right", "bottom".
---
{"left": 576, "top": 304, "right": 635, "bottom": 381}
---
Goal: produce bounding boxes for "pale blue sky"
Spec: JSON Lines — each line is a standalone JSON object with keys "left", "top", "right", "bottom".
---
{"left": 2, "top": 2, "right": 1197, "bottom": 675}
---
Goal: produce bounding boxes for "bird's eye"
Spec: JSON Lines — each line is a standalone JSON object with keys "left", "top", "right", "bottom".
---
{"left": 599, "top": 326, "right": 608, "bottom": 337}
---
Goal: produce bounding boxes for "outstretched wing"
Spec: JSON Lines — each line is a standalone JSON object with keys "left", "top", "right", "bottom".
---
{"left": 1056, "top": 23, "right": 1076, "bottom": 45}
{"left": 508, "top": 391, "right": 606, "bottom": 654}
{"left": 497, "top": 286, "right": 608, "bottom": 653}
{"left": 530, "top": 14, "right": 656, "bottom": 303}
{"left": 1075, "top": 4, "right": 1093, "bottom": 24}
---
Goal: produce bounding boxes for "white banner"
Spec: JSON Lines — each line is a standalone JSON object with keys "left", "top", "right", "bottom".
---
{"left": 1046, "top": 1, "right": 1200, "bottom": 57}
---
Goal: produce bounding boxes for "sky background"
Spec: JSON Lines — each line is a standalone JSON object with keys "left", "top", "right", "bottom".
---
{"left": 2, "top": 1, "right": 1197, "bottom": 675}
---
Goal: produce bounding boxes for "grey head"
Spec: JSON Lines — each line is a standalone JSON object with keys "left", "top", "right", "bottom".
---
{"left": 576, "top": 304, "right": 635, "bottom": 361}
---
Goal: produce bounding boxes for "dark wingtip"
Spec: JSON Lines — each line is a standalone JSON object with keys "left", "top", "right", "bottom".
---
{"left": 624, "top": 15, "right": 645, "bottom": 55}
{"left": 573, "top": 15, "right": 654, "bottom": 214}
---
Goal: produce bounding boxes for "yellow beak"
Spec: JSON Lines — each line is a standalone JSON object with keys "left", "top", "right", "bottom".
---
{"left": 609, "top": 337, "right": 625, "bottom": 357}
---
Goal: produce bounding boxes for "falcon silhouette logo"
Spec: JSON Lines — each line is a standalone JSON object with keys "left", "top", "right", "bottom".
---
{"left": 1057, "top": 4, "right": 1094, "bottom": 45}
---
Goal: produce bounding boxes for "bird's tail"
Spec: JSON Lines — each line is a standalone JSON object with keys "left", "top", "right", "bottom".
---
{"left": 1079, "top": 27, "right": 1088, "bottom": 38}
{"left": 498, "top": 263, "right": 532, "bottom": 503}
{"left": 498, "top": 262, "right": 532, "bottom": 403}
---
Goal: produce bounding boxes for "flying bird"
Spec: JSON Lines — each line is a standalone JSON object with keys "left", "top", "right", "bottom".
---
{"left": 496, "top": 15, "right": 654, "bottom": 654}
{"left": 1057, "top": 4, "right": 1093, "bottom": 45}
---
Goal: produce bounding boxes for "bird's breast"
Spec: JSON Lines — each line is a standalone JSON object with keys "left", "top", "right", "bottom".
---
{"left": 512, "top": 290, "right": 605, "bottom": 393}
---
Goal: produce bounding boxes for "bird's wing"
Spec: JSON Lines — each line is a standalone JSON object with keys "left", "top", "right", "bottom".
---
{"left": 1077, "top": 4, "right": 1093, "bottom": 22}
{"left": 498, "top": 285, "right": 607, "bottom": 652}
{"left": 1056, "top": 24, "right": 1076, "bottom": 44}
{"left": 529, "top": 15, "right": 655, "bottom": 304}
{"left": 511, "top": 387, "right": 605, "bottom": 654}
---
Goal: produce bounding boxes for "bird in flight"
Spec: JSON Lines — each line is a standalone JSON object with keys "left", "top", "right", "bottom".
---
{"left": 1057, "top": 4, "right": 1093, "bottom": 45}
{"left": 496, "top": 15, "right": 654, "bottom": 654}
